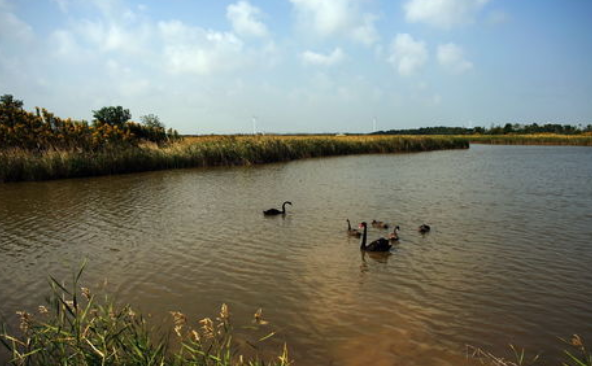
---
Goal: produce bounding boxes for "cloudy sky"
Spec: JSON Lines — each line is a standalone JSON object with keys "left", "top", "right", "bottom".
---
{"left": 1, "top": 0, "right": 591, "bottom": 134}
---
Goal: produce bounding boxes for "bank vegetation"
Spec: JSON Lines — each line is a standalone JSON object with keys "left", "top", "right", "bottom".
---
{"left": 0, "top": 95, "right": 470, "bottom": 183}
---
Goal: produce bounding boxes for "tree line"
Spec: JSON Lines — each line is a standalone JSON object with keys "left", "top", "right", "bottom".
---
{"left": 374, "top": 123, "right": 592, "bottom": 136}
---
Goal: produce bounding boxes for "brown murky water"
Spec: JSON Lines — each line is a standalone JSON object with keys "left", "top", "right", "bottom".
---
{"left": 1, "top": 144, "right": 592, "bottom": 365}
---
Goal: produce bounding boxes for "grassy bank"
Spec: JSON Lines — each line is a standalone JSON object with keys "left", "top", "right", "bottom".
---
{"left": 0, "top": 135, "right": 469, "bottom": 182}
{"left": 467, "top": 133, "right": 592, "bottom": 146}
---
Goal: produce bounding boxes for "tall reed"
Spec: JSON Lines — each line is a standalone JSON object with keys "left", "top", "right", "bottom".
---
{"left": 0, "top": 135, "right": 469, "bottom": 182}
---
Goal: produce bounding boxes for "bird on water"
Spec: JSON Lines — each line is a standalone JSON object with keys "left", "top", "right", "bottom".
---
{"left": 359, "top": 222, "right": 392, "bottom": 252}
{"left": 346, "top": 219, "right": 362, "bottom": 237}
{"left": 388, "top": 226, "right": 401, "bottom": 241}
{"left": 418, "top": 224, "right": 431, "bottom": 234}
{"left": 263, "top": 201, "right": 292, "bottom": 215}
{"left": 371, "top": 220, "right": 389, "bottom": 229}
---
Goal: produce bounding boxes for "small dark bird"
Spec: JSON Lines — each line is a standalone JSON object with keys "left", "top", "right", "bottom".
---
{"left": 371, "top": 220, "right": 389, "bottom": 229}
{"left": 418, "top": 224, "right": 431, "bottom": 234}
{"left": 263, "top": 201, "right": 292, "bottom": 215}
{"left": 359, "top": 222, "right": 392, "bottom": 252}
{"left": 388, "top": 226, "right": 401, "bottom": 241}
{"left": 346, "top": 219, "right": 362, "bottom": 238}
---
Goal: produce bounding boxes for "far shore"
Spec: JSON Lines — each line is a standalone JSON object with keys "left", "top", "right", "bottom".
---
{"left": 2, "top": 133, "right": 591, "bottom": 183}
{"left": 0, "top": 135, "right": 469, "bottom": 183}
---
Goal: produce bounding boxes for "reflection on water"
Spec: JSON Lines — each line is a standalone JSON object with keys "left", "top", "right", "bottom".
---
{"left": 1, "top": 145, "right": 592, "bottom": 366}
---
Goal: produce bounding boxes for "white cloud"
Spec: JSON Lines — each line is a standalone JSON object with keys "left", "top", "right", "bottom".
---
{"left": 159, "top": 20, "right": 245, "bottom": 76}
{"left": 290, "top": 0, "right": 378, "bottom": 45}
{"left": 40, "top": 0, "right": 279, "bottom": 80}
{"left": 350, "top": 13, "right": 379, "bottom": 45}
{"left": 388, "top": 33, "right": 428, "bottom": 76}
{"left": 437, "top": 43, "right": 473, "bottom": 74}
{"left": 404, "top": 0, "right": 490, "bottom": 29}
{"left": 227, "top": 1, "right": 268, "bottom": 38}
{"left": 431, "top": 93, "right": 442, "bottom": 105}
{"left": 0, "top": 8, "right": 34, "bottom": 43}
{"left": 301, "top": 48, "right": 344, "bottom": 66}
{"left": 50, "top": 30, "right": 81, "bottom": 58}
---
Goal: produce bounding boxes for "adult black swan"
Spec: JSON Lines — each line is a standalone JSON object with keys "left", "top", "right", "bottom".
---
{"left": 263, "top": 201, "right": 292, "bottom": 215}
{"left": 346, "top": 219, "right": 362, "bottom": 238}
{"left": 359, "top": 222, "right": 392, "bottom": 252}
{"left": 418, "top": 224, "right": 431, "bottom": 234}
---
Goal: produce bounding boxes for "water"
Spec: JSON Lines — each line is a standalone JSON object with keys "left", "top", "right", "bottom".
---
{"left": 1, "top": 144, "right": 592, "bottom": 365}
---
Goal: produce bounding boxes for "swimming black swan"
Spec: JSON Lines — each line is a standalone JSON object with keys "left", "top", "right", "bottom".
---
{"left": 346, "top": 219, "right": 362, "bottom": 238}
{"left": 388, "top": 226, "right": 401, "bottom": 241}
{"left": 418, "top": 224, "right": 431, "bottom": 233}
{"left": 371, "top": 220, "right": 389, "bottom": 229}
{"left": 263, "top": 201, "right": 292, "bottom": 215}
{"left": 359, "top": 222, "right": 392, "bottom": 252}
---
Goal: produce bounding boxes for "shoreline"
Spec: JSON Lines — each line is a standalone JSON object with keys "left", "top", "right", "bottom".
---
{"left": 3, "top": 133, "right": 591, "bottom": 183}
{"left": 0, "top": 135, "right": 469, "bottom": 183}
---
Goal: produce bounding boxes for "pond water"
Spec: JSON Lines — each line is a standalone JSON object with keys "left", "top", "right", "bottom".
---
{"left": 1, "top": 144, "right": 592, "bottom": 365}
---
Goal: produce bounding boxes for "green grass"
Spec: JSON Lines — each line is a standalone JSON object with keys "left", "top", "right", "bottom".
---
{"left": 0, "top": 135, "right": 469, "bottom": 182}
{"left": 0, "top": 264, "right": 290, "bottom": 366}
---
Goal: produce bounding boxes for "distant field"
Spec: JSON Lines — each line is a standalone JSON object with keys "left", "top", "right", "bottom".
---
{"left": 466, "top": 133, "right": 592, "bottom": 146}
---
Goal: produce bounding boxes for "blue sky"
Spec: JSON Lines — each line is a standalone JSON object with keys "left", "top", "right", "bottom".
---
{"left": 1, "top": 0, "right": 591, "bottom": 134}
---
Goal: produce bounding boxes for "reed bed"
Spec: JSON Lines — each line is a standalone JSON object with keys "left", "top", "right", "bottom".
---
{"left": 0, "top": 265, "right": 290, "bottom": 366}
{"left": 467, "top": 134, "right": 592, "bottom": 146}
{"left": 0, "top": 135, "right": 469, "bottom": 182}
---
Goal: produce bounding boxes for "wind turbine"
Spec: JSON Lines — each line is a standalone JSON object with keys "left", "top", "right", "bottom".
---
{"left": 252, "top": 115, "right": 257, "bottom": 135}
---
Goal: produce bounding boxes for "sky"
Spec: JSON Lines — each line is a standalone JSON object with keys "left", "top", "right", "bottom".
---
{"left": 1, "top": 0, "right": 591, "bottom": 134}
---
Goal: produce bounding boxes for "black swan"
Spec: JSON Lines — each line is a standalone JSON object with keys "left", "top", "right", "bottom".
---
{"left": 371, "top": 220, "right": 389, "bottom": 229}
{"left": 263, "top": 201, "right": 292, "bottom": 215}
{"left": 359, "top": 222, "right": 392, "bottom": 252}
{"left": 346, "top": 219, "right": 362, "bottom": 238}
{"left": 388, "top": 226, "right": 401, "bottom": 241}
{"left": 418, "top": 224, "right": 431, "bottom": 234}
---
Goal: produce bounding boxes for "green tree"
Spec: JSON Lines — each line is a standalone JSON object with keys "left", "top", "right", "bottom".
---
{"left": 92, "top": 106, "right": 131, "bottom": 127}
{"left": 140, "top": 114, "right": 165, "bottom": 129}
{"left": 473, "top": 126, "right": 485, "bottom": 134}
{"left": 0, "top": 94, "right": 24, "bottom": 110}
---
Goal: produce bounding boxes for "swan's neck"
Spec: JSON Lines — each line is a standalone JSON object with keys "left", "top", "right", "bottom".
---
{"left": 360, "top": 225, "right": 367, "bottom": 250}
{"left": 281, "top": 202, "right": 287, "bottom": 213}
{"left": 347, "top": 220, "right": 351, "bottom": 230}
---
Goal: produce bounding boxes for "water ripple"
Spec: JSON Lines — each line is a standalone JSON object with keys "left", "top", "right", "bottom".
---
{"left": 1, "top": 146, "right": 592, "bottom": 366}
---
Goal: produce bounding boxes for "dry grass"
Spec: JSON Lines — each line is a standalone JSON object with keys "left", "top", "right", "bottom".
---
{"left": 467, "top": 134, "right": 592, "bottom": 146}
{"left": 0, "top": 135, "right": 469, "bottom": 182}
